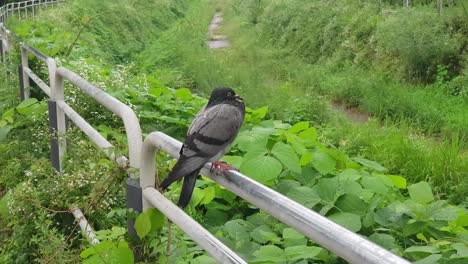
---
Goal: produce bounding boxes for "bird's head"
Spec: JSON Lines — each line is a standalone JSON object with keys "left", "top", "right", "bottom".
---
{"left": 207, "top": 87, "right": 243, "bottom": 106}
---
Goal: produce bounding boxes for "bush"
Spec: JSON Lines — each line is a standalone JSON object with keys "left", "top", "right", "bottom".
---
{"left": 376, "top": 8, "right": 461, "bottom": 82}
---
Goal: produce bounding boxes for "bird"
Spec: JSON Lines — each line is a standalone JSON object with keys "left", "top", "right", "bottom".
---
{"left": 160, "top": 87, "right": 245, "bottom": 208}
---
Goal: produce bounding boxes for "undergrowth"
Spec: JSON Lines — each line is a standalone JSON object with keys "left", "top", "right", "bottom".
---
{"left": 0, "top": 0, "right": 467, "bottom": 263}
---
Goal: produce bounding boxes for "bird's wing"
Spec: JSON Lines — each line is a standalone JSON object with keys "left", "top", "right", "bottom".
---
{"left": 185, "top": 103, "right": 244, "bottom": 158}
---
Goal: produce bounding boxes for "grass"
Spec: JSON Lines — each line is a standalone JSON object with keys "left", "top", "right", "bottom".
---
{"left": 133, "top": 0, "right": 468, "bottom": 200}
{"left": 3, "top": 0, "right": 467, "bottom": 200}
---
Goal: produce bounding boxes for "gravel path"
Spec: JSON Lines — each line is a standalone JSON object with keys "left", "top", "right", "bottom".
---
{"left": 207, "top": 12, "right": 230, "bottom": 49}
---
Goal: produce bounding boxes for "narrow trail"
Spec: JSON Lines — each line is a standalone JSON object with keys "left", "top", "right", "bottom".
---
{"left": 207, "top": 11, "right": 230, "bottom": 49}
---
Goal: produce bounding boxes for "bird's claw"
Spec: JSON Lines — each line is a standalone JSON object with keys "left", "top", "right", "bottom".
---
{"left": 210, "top": 161, "right": 238, "bottom": 175}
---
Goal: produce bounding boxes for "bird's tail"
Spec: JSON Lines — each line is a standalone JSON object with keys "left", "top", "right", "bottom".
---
{"left": 177, "top": 168, "right": 201, "bottom": 208}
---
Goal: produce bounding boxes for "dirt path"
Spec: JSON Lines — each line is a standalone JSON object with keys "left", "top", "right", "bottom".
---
{"left": 332, "top": 101, "right": 369, "bottom": 123}
{"left": 207, "top": 12, "right": 230, "bottom": 49}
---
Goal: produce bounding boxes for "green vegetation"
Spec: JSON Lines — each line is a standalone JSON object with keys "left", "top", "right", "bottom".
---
{"left": 0, "top": 0, "right": 467, "bottom": 263}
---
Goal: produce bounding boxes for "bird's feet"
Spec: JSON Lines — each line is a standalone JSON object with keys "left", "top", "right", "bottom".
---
{"left": 210, "top": 161, "right": 238, "bottom": 175}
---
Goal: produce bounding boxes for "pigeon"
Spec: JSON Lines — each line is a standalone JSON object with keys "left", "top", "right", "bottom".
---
{"left": 160, "top": 87, "right": 245, "bottom": 208}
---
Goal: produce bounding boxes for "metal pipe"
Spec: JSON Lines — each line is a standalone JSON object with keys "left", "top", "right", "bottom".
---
{"left": 21, "top": 43, "right": 49, "bottom": 63}
{"left": 71, "top": 205, "right": 100, "bottom": 245}
{"left": 23, "top": 66, "right": 51, "bottom": 96}
{"left": 20, "top": 43, "right": 31, "bottom": 99}
{"left": 56, "top": 66, "right": 142, "bottom": 172}
{"left": 143, "top": 188, "right": 246, "bottom": 264}
{"left": 141, "top": 132, "right": 411, "bottom": 264}
{"left": 56, "top": 100, "right": 128, "bottom": 166}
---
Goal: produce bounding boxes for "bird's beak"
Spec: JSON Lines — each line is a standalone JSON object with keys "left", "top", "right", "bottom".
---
{"left": 234, "top": 95, "right": 243, "bottom": 102}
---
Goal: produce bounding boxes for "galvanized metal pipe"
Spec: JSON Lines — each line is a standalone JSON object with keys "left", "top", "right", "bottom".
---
{"left": 56, "top": 100, "right": 128, "bottom": 166}
{"left": 143, "top": 188, "right": 246, "bottom": 264}
{"left": 71, "top": 205, "right": 100, "bottom": 245}
{"left": 23, "top": 66, "right": 51, "bottom": 96}
{"left": 141, "top": 132, "right": 411, "bottom": 264}
{"left": 56, "top": 67, "right": 142, "bottom": 172}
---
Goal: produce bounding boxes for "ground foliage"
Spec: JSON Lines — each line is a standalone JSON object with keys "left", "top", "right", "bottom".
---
{"left": 0, "top": 0, "right": 467, "bottom": 263}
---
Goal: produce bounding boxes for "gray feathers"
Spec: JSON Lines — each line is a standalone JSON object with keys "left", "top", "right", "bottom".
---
{"left": 160, "top": 87, "right": 245, "bottom": 208}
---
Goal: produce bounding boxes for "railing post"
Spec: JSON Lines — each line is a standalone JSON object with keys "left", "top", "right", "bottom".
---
{"left": 0, "top": 31, "right": 4, "bottom": 63}
{"left": 126, "top": 177, "right": 142, "bottom": 239}
{"left": 49, "top": 70, "right": 66, "bottom": 171}
{"left": 19, "top": 44, "right": 30, "bottom": 99}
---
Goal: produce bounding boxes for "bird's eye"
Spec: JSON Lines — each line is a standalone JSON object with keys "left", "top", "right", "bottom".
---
{"left": 227, "top": 92, "right": 232, "bottom": 96}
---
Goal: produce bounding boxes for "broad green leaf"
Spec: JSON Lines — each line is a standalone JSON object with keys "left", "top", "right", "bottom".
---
{"left": 451, "top": 243, "right": 468, "bottom": 258}
{"left": 16, "top": 98, "right": 38, "bottom": 109}
{"left": 215, "top": 186, "right": 237, "bottom": 203}
{"left": 408, "top": 181, "right": 434, "bottom": 204}
{"left": 387, "top": 175, "right": 407, "bottom": 189}
{"left": 200, "top": 186, "right": 216, "bottom": 205}
{"left": 456, "top": 211, "right": 468, "bottom": 226}
{"left": 288, "top": 121, "right": 309, "bottom": 134}
{"left": 223, "top": 220, "right": 253, "bottom": 242}
{"left": 286, "top": 133, "right": 307, "bottom": 155}
{"left": 374, "top": 201, "right": 411, "bottom": 228}
{"left": 413, "top": 254, "right": 442, "bottom": 264}
{"left": 298, "top": 127, "right": 318, "bottom": 143}
{"left": 405, "top": 246, "right": 439, "bottom": 254}
{"left": 134, "top": 212, "right": 151, "bottom": 239}
{"left": 250, "top": 225, "right": 281, "bottom": 244}
{"left": 300, "top": 152, "right": 313, "bottom": 166}
{"left": 235, "top": 132, "right": 268, "bottom": 153}
{"left": 361, "top": 175, "right": 388, "bottom": 194}
{"left": 80, "top": 241, "right": 114, "bottom": 259}
{"left": 337, "top": 169, "right": 361, "bottom": 181}
{"left": 282, "top": 228, "right": 307, "bottom": 247}
{"left": 251, "top": 106, "right": 268, "bottom": 119}
{"left": 174, "top": 88, "right": 192, "bottom": 101}
{"left": 284, "top": 245, "right": 321, "bottom": 261}
{"left": 315, "top": 178, "right": 343, "bottom": 202}
{"left": 109, "top": 227, "right": 126, "bottom": 240}
{"left": 252, "top": 245, "right": 287, "bottom": 262}
{"left": 335, "top": 194, "right": 368, "bottom": 215}
{"left": 240, "top": 155, "right": 282, "bottom": 184}
{"left": 353, "top": 157, "right": 385, "bottom": 171}
{"left": 2, "top": 108, "right": 14, "bottom": 123}
{"left": 271, "top": 142, "right": 301, "bottom": 174}
{"left": 0, "top": 126, "right": 12, "bottom": 141}
{"left": 83, "top": 247, "right": 133, "bottom": 264}
{"left": 204, "top": 209, "right": 228, "bottom": 227}
{"left": 431, "top": 203, "right": 458, "bottom": 221}
{"left": 221, "top": 155, "right": 243, "bottom": 169}
{"left": 147, "top": 208, "right": 165, "bottom": 232}
{"left": 191, "top": 187, "right": 204, "bottom": 206}
{"left": 328, "top": 212, "right": 362, "bottom": 232}
{"left": 294, "top": 166, "right": 318, "bottom": 185}
{"left": 287, "top": 186, "right": 320, "bottom": 208}
{"left": 311, "top": 151, "right": 336, "bottom": 175}
{"left": 342, "top": 181, "right": 363, "bottom": 195}
{"left": 275, "top": 180, "right": 301, "bottom": 194}
{"left": 16, "top": 99, "right": 47, "bottom": 116}
{"left": 368, "top": 233, "right": 399, "bottom": 251}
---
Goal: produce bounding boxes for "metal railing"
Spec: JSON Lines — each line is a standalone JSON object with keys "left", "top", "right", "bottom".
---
{"left": 19, "top": 42, "right": 143, "bottom": 239}
{"left": 1, "top": 0, "right": 64, "bottom": 63}
{"left": 141, "top": 132, "right": 412, "bottom": 264}
{"left": 0, "top": 0, "right": 64, "bottom": 23}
